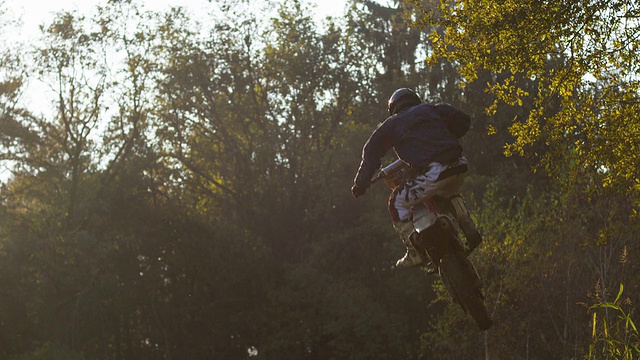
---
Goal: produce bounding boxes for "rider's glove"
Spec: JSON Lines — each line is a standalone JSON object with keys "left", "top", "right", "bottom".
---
{"left": 351, "top": 184, "right": 367, "bottom": 199}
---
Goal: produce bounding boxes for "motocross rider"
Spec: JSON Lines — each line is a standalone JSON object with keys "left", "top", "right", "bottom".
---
{"left": 351, "top": 88, "right": 480, "bottom": 268}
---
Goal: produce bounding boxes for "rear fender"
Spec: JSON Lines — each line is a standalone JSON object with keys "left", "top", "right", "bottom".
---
{"left": 412, "top": 199, "right": 464, "bottom": 261}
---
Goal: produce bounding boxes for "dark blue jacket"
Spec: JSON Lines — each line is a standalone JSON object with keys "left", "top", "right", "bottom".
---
{"left": 353, "top": 103, "right": 470, "bottom": 189}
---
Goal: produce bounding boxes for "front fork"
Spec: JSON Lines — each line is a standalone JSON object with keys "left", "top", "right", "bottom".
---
{"left": 448, "top": 195, "right": 482, "bottom": 254}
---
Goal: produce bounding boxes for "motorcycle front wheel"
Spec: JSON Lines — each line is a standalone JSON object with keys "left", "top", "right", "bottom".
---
{"left": 439, "top": 252, "right": 493, "bottom": 331}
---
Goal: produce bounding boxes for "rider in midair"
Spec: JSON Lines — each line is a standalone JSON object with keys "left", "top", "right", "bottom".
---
{"left": 351, "top": 88, "right": 480, "bottom": 268}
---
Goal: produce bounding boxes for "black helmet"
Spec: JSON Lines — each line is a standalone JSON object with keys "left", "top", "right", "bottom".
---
{"left": 388, "top": 88, "right": 421, "bottom": 115}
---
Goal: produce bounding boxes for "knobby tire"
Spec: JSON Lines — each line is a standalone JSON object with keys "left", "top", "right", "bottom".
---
{"left": 439, "top": 252, "right": 493, "bottom": 331}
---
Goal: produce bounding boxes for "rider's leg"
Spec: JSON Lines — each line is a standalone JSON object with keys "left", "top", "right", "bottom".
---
{"left": 392, "top": 220, "right": 424, "bottom": 268}
{"left": 389, "top": 187, "right": 424, "bottom": 268}
{"left": 389, "top": 160, "right": 468, "bottom": 267}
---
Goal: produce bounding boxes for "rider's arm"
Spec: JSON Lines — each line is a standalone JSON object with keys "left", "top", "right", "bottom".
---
{"left": 353, "top": 121, "right": 394, "bottom": 191}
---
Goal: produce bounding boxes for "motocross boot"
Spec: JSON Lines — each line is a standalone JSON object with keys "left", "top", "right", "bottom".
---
{"left": 393, "top": 221, "right": 424, "bottom": 268}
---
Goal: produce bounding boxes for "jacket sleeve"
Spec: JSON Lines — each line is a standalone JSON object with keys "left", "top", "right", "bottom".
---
{"left": 353, "top": 123, "right": 394, "bottom": 189}
{"left": 434, "top": 104, "right": 471, "bottom": 138}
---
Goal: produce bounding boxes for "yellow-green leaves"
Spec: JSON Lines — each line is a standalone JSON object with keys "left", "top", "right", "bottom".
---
{"left": 588, "top": 283, "right": 640, "bottom": 359}
{"left": 422, "top": 0, "right": 640, "bottom": 195}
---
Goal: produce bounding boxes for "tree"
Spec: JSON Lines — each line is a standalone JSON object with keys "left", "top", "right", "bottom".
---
{"left": 0, "top": 4, "right": 169, "bottom": 358}
{"left": 6, "top": 0, "right": 639, "bottom": 358}
{"left": 418, "top": 0, "right": 640, "bottom": 196}
{"left": 412, "top": 0, "right": 640, "bottom": 358}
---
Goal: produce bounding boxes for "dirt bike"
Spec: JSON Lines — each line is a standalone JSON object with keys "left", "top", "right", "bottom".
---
{"left": 371, "top": 158, "right": 493, "bottom": 331}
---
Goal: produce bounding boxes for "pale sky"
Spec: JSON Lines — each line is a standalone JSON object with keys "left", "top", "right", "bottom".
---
{"left": 3, "top": 0, "right": 350, "bottom": 41}
{"left": 1, "top": 0, "right": 353, "bottom": 114}
{"left": 0, "top": 0, "right": 355, "bottom": 181}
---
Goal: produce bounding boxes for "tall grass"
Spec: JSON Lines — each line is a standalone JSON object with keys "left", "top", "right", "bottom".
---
{"left": 586, "top": 284, "right": 640, "bottom": 360}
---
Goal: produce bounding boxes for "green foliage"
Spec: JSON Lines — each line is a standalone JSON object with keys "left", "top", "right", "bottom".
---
{"left": 418, "top": 0, "right": 640, "bottom": 195}
{"left": 587, "top": 284, "right": 640, "bottom": 360}
{"left": 1, "top": 0, "right": 640, "bottom": 359}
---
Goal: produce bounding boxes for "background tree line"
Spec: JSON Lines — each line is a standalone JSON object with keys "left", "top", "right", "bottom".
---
{"left": 0, "top": 0, "right": 638, "bottom": 358}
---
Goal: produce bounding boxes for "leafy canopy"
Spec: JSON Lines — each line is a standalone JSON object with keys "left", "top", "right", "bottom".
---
{"left": 418, "top": 0, "right": 640, "bottom": 194}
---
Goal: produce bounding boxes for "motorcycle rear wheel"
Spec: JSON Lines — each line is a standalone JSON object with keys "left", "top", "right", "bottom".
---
{"left": 439, "top": 252, "right": 493, "bottom": 330}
